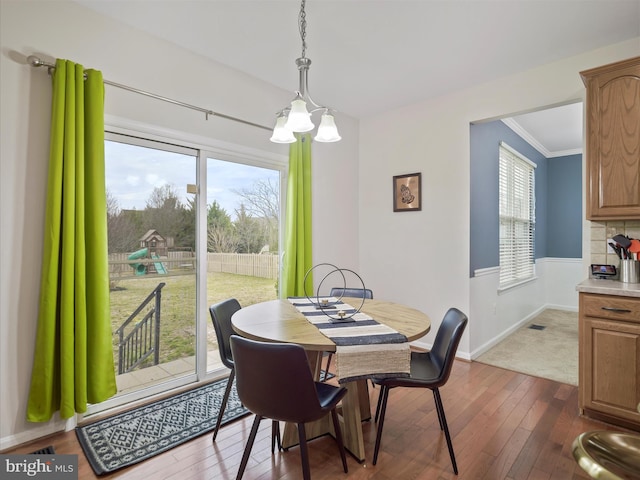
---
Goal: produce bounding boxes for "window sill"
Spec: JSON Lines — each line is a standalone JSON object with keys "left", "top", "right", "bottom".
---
{"left": 498, "top": 276, "right": 538, "bottom": 294}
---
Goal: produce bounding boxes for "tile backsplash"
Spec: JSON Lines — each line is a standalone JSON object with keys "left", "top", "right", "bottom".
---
{"left": 590, "top": 220, "right": 640, "bottom": 266}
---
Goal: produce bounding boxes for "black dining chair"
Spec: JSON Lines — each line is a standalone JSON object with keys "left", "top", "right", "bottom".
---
{"left": 322, "top": 287, "right": 374, "bottom": 380}
{"left": 208, "top": 299, "right": 242, "bottom": 443}
{"left": 329, "top": 287, "right": 374, "bottom": 301}
{"left": 372, "top": 307, "right": 468, "bottom": 474}
{"left": 208, "top": 299, "right": 280, "bottom": 452}
{"left": 230, "top": 335, "right": 349, "bottom": 480}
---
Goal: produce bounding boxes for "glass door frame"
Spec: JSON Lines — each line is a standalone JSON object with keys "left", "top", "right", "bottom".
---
{"left": 85, "top": 119, "right": 288, "bottom": 416}
{"left": 197, "top": 152, "right": 288, "bottom": 379}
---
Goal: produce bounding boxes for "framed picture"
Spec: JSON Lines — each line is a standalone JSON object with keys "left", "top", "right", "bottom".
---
{"left": 393, "top": 173, "right": 422, "bottom": 212}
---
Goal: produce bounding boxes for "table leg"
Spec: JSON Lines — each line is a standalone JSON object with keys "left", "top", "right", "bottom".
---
{"left": 339, "top": 379, "right": 368, "bottom": 462}
{"left": 359, "top": 380, "right": 372, "bottom": 421}
{"left": 280, "top": 357, "right": 371, "bottom": 462}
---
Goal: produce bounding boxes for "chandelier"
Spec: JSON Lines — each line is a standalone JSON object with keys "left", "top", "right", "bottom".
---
{"left": 270, "top": 0, "right": 341, "bottom": 144}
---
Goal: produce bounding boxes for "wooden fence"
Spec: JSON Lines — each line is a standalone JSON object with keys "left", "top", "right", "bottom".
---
{"left": 109, "top": 252, "right": 279, "bottom": 280}
{"left": 207, "top": 253, "right": 279, "bottom": 279}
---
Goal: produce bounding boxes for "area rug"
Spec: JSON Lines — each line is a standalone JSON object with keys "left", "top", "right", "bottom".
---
{"left": 475, "top": 309, "right": 578, "bottom": 386}
{"left": 76, "top": 378, "right": 249, "bottom": 475}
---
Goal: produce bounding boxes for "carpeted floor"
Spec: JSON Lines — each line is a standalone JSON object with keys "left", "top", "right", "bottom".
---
{"left": 76, "top": 377, "right": 249, "bottom": 475}
{"left": 475, "top": 309, "right": 578, "bottom": 386}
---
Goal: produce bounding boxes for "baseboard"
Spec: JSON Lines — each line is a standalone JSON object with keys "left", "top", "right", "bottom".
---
{"left": 0, "top": 418, "right": 73, "bottom": 452}
{"left": 544, "top": 303, "right": 578, "bottom": 313}
{"left": 411, "top": 339, "right": 471, "bottom": 361}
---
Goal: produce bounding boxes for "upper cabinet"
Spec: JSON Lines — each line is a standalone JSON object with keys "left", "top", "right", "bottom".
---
{"left": 581, "top": 57, "right": 640, "bottom": 220}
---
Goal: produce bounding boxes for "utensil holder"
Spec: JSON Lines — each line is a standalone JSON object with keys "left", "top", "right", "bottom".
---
{"left": 620, "top": 260, "right": 640, "bottom": 283}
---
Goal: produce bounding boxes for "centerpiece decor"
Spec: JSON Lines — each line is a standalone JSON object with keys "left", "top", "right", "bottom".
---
{"left": 302, "top": 263, "right": 367, "bottom": 322}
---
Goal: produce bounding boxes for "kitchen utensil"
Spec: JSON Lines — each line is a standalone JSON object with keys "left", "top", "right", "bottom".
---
{"left": 612, "top": 234, "right": 632, "bottom": 259}
{"left": 629, "top": 239, "right": 640, "bottom": 261}
{"left": 612, "top": 234, "right": 632, "bottom": 250}
{"left": 609, "top": 242, "right": 622, "bottom": 259}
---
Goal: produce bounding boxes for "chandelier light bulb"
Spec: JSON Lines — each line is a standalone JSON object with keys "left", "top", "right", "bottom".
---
{"left": 270, "top": 115, "right": 296, "bottom": 143}
{"left": 285, "top": 99, "right": 315, "bottom": 132}
{"left": 314, "top": 113, "right": 341, "bottom": 142}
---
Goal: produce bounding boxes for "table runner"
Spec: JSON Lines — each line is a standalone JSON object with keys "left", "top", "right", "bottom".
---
{"left": 288, "top": 297, "right": 410, "bottom": 383}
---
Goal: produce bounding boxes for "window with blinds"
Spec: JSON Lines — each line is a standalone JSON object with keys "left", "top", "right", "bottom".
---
{"left": 499, "top": 142, "right": 536, "bottom": 290}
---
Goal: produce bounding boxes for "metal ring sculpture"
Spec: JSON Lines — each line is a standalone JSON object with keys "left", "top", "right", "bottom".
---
{"left": 303, "top": 263, "right": 367, "bottom": 321}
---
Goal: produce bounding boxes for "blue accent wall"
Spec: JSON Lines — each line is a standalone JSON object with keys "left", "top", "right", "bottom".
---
{"left": 469, "top": 120, "right": 582, "bottom": 277}
{"left": 547, "top": 154, "right": 583, "bottom": 258}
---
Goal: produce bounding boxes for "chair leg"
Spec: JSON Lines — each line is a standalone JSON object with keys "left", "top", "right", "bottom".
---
{"left": 374, "top": 384, "right": 388, "bottom": 422}
{"left": 213, "top": 369, "right": 235, "bottom": 442}
{"left": 236, "top": 415, "right": 261, "bottom": 480}
{"left": 330, "top": 409, "right": 348, "bottom": 473}
{"left": 322, "top": 353, "right": 333, "bottom": 382}
{"left": 374, "top": 385, "right": 382, "bottom": 422}
{"left": 433, "top": 388, "right": 458, "bottom": 475}
{"left": 432, "top": 389, "right": 444, "bottom": 431}
{"left": 297, "top": 423, "right": 312, "bottom": 480}
{"left": 373, "top": 385, "right": 390, "bottom": 465}
{"left": 271, "top": 420, "right": 281, "bottom": 453}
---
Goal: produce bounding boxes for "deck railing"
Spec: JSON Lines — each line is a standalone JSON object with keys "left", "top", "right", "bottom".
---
{"left": 115, "top": 282, "right": 165, "bottom": 374}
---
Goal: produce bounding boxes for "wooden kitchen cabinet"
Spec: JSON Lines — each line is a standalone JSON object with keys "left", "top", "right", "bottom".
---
{"left": 579, "top": 293, "right": 640, "bottom": 430}
{"left": 581, "top": 57, "right": 640, "bottom": 220}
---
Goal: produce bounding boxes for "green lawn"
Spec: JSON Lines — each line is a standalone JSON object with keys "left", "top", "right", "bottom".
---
{"left": 110, "top": 272, "right": 277, "bottom": 369}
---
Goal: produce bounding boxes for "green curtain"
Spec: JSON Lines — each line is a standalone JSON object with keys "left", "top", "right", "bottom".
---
{"left": 281, "top": 134, "right": 313, "bottom": 297}
{"left": 27, "top": 59, "right": 116, "bottom": 422}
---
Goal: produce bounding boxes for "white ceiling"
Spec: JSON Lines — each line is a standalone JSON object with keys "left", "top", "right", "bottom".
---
{"left": 75, "top": 0, "right": 639, "bottom": 154}
{"left": 503, "top": 102, "right": 584, "bottom": 157}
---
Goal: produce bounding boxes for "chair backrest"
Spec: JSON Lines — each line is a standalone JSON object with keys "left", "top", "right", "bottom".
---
{"left": 428, "top": 308, "right": 468, "bottom": 387}
{"left": 329, "top": 287, "right": 373, "bottom": 299}
{"left": 209, "top": 298, "right": 242, "bottom": 370}
{"left": 230, "top": 335, "right": 325, "bottom": 424}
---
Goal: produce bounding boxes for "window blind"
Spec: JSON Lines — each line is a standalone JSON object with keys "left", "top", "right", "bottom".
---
{"left": 499, "top": 142, "right": 536, "bottom": 289}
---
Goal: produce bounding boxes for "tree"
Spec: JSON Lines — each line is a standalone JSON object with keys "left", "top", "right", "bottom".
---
{"left": 106, "top": 189, "right": 143, "bottom": 253}
{"left": 234, "top": 204, "right": 266, "bottom": 254}
{"left": 207, "top": 201, "right": 237, "bottom": 253}
{"left": 232, "top": 178, "right": 279, "bottom": 252}
{"left": 144, "top": 184, "right": 188, "bottom": 248}
{"left": 178, "top": 196, "right": 196, "bottom": 250}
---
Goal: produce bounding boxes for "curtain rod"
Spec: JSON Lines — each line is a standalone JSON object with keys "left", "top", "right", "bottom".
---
{"left": 27, "top": 55, "right": 272, "bottom": 132}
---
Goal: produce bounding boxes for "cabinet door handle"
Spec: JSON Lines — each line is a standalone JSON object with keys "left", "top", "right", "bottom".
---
{"left": 601, "top": 306, "right": 632, "bottom": 313}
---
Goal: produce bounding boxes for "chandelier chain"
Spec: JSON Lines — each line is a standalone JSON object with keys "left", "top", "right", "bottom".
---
{"left": 299, "top": 0, "right": 307, "bottom": 58}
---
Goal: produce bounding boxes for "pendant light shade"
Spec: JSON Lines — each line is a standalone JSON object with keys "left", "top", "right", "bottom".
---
{"left": 285, "top": 98, "right": 315, "bottom": 132}
{"left": 270, "top": 0, "right": 341, "bottom": 143}
{"left": 270, "top": 115, "right": 296, "bottom": 143}
{"left": 314, "top": 112, "right": 341, "bottom": 142}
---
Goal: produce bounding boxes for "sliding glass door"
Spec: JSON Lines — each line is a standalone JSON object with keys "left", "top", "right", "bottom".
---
{"left": 204, "top": 157, "right": 281, "bottom": 372}
{"left": 86, "top": 130, "right": 285, "bottom": 414}
{"left": 102, "top": 133, "right": 199, "bottom": 404}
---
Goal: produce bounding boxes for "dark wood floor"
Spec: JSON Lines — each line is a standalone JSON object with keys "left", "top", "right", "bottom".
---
{"left": 5, "top": 361, "right": 623, "bottom": 479}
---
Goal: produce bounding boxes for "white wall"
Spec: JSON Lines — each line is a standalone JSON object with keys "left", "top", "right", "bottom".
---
{"left": 0, "top": 0, "right": 359, "bottom": 449}
{"left": 469, "top": 258, "right": 584, "bottom": 359}
{"left": 359, "top": 38, "right": 640, "bottom": 357}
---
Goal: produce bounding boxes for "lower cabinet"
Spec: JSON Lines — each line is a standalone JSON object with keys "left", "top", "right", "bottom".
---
{"left": 579, "top": 293, "right": 640, "bottom": 430}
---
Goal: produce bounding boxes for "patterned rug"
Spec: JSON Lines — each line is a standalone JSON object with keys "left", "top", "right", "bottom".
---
{"left": 76, "top": 378, "right": 249, "bottom": 475}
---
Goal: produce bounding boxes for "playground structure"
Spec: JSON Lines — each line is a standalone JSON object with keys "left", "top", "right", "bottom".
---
{"left": 128, "top": 247, "right": 168, "bottom": 275}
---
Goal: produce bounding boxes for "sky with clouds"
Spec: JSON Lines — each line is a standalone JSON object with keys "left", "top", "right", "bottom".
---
{"left": 105, "top": 140, "right": 279, "bottom": 219}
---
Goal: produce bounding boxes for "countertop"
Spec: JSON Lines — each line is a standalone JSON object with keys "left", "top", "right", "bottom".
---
{"left": 577, "top": 278, "right": 640, "bottom": 298}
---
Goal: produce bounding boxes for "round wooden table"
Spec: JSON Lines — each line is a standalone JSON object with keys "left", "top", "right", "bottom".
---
{"left": 232, "top": 298, "right": 431, "bottom": 462}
